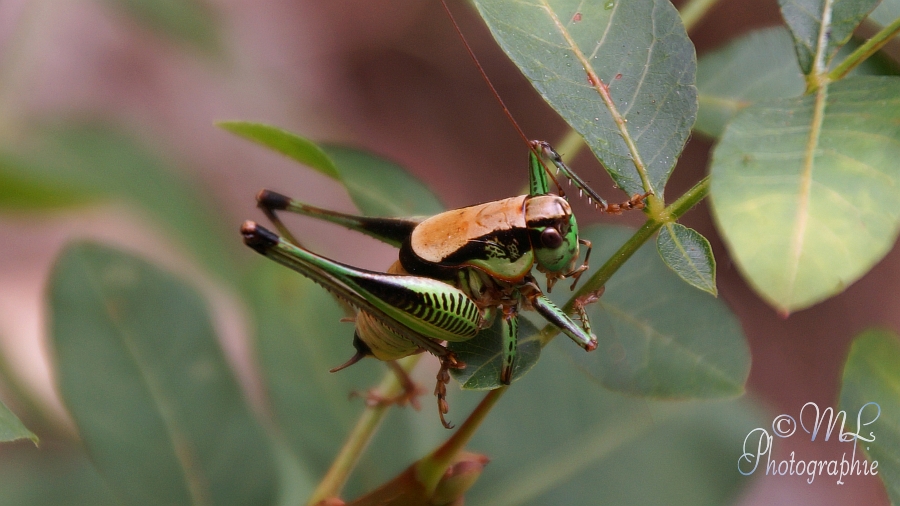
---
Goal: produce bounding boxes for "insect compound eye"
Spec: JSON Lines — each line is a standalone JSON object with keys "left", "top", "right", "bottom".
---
{"left": 540, "top": 227, "right": 563, "bottom": 249}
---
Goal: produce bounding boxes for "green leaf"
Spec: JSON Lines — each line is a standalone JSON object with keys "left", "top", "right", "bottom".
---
{"left": 839, "top": 328, "right": 900, "bottom": 504}
{"left": 869, "top": 0, "right": 900, "bottom": 27}
{"left": 321, "top": 145, "right": 444, "bottom": 217}
{"left": 559, "top": 225, "right": 747, "bottom": 398}
{"left": 656, "top": 223, "right": 717, "bottom": 295}
{"left": 710, "top": 76, "right": 900, "bottom": 312}
{"left": 778, "top": 0, "right": 882, "bottom": 74}
{"left": 217, "top": 122, "right": 341, "bottom": 179}
{"left": 49, "top": 242, "right": 277, "bottom": 506}
{"left": 246, "top": 152, "right": 448, "bottom": 496}
{"left": 472, "top": 0, "right": 697, "bottom": 197}
{"left": 6, "top": 122, "right": 239, "bottom": 284}
{"left": 248, "top": 260, "right": 450, "bottom": 499}
{"left": 102, "top": 0, "right": 219, "bottom": 52}
{"left": 218, "top": 122, "right": 443, "bottom": 217}
{"left": 449, "top": 317, "right": 541, "bottom": 389}
{"left": 0, "top": 399, "right": 37, "bottom": 445}
{"left": 0, "top": 152, "right": 97, "bottom": 209}
{"left": 0, "top": 445, "right": 118, "bottom": 505}
{"left": 696, "top": 27, "right": 805, "bottom": 138}
{"left": 466, "top": 345, "right": 763, "bottom": 506}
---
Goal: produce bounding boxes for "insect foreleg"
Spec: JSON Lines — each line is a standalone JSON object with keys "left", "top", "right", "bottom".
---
{"left": 520, "top": 282, "right": 598, "bottom": 352}
{"left": 532, "top": 141, "right": 652, "bottom": 213}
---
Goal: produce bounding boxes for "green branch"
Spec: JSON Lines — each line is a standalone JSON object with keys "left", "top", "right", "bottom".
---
{"left": 827, "top": 16, "right": 900, "bottom": 83}
{"left": 306, "top": 355, "right": 422, "bottom": 505}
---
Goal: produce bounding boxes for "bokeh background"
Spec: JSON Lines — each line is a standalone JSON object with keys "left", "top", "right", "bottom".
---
{"left": 0, "top": 0, "right": 896, "bottom": 504}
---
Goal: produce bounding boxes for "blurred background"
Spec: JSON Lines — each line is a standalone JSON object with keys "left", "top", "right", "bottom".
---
{"left": 0, "top": 0, "right": 896, "bottom": 504}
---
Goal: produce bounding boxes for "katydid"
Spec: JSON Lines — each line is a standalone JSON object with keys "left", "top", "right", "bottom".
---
{"left": 242, "top": 140, "right": 648, "bottom": 428}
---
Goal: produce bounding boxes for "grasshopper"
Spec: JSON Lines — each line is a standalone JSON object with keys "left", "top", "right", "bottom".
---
{"left": 241, "top": 141, "right": 647, "bottom": 428}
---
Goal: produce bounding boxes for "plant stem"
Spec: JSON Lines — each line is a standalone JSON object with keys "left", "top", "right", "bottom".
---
{"left": 306, "top": 355, "right": 421, "bottom": 505}
{"left": 542, "top": 175, "right": 710, "bottom": 344}
{"left": 679, "top": 0, "right": 722, "bottom": 32}
{"left": 415, "top": 387, "right": 506, "bottom": 494}
{"left": 827, "top": 16, "right": 900, "bottom": 82}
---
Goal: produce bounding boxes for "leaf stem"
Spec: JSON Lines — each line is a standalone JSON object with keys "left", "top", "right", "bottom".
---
{"left": 306, "top": 355, "right": 421, "bottom": 505}
{"left": 679, "top": 0, "right": 722, "bottom": 32}
{"left": 827, "top": 16, "right": 900, "bottom": 82}
{"left": 540, "top": 2, "right": 655, "bottom": 198}
{"left": 542, "top": 175, "right": 710, "bottom": 344}
{"left": 415, "top": 387, "right": 506, "bottom": 494}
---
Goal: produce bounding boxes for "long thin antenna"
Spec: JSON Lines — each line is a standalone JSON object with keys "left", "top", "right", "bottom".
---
{"left": 438, "top": 0, "right": 531, "bottom": 149}
{"left": 438, "top": 0, "right": 564, "bottom": 190}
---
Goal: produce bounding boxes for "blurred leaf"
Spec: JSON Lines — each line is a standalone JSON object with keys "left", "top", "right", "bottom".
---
{"left": 473, "top": 0, "right": 697, "bottom": 197}
{"left": 561, "top": 225, "right": 748, "bottom": 398}
{"left": 49, "top": 242, "right": 277, "bottom": 506}
{"left": 0, "top": 399, "right": 36, "bottom": 445}
{"left": 869, "top": 0, "right": 900, "bottom": 27}
{"left": 449, "top": 317, "right": 542, "bottom": 389}
{"left": 0, "top": 444, "right": 118, "bottom": 505}
{"left": 710, "top": 76, "right": 900, "bottom": 312}
{"left": 778, "top": 0, "right": 881, "bottom": 73}
{"left": 219, "top": 123, "right": 443, "bottom": 217}
{"left": 218, "top": 122, "right": 341, "bottom": 179}
{"left": 103, "top": 0, "right": 219, "bottom": 52}
{"left": 320, "top": 145, "right": 444, "bottom": 217}
{"left": 248, "top": 260, "right": 453, "bottom": 499}
{"left": 656, "top": 223, "right": 717, "bottom": 296}
{"left": 696, "top": 27, "right": 805, "bottom": 138}
{"left": 249, "top": 261, "right": 380, "bottom": 479}
{"left": 465, "top": 344, "right": 762, "bottom": 505}
{"left": 247, "top": 148, "right": 448, "bottom": 497}
{"left": 0, "top": 152, "right": 97, "bottom": 209}
{"left": 10, "top": 122, "right": 239, "bottom": 284}
{"left": 839, "top": 328, "right": 900, "bottom": 505}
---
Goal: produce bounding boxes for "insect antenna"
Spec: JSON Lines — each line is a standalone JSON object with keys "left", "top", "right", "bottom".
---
{"left": 437, "top": 0, "right": 564, "bottom": 192}
{"left": 438, "top": 1, "right": 650, "bottom": 213}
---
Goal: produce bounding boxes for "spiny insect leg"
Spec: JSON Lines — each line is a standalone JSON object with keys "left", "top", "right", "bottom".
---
{"left": 435, "top": 358, "right": 454, "bottom": 429}
{"left": 352, "top": 360, "right": 426, "bottom": 411}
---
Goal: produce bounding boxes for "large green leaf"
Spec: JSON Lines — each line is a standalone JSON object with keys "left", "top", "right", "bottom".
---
{"left": 217, "top": 122, "right": 341, "bottom": 179}
{"left": 0, "top": 446, "right": 118, "bottom": 505}
{"left": 0, "top": 152, "right": 97, "bottom": 209}
{"left": 696, "top": 27, "right": 805, "bottom": 138}
{"left": 248, "top": 260, "right": 458, "bottom": 499}
{"left": 710, "top": 76, "right": 900, "bottom": 312}
{"left": 3, "top": 123, "right": 238, "bottom": 283}
{"left": 839, "top": 329, "right": 900, "bottom": 505}
{"left": 562, "top": 225, "right": 748, "bottom": 398}
{"left": 49, "top": 242, "right": 277, "bottom": 506}
{"left": 0, "top": 399, "right": 36, "bottom": 445}
{"left": 472, "top": 0, "right": 697, "bottom": 197}
{"left": 465, "top": 344, "right": 762, "bottom": 505}
{"left": 778, "top": 0, "right": 882, "bottom": 74}
{"left": 220, "top": 122, "right": 443, "bottom": 217}
{"left": 246, "top": 147, "right": 451, "bottom": 497}
{"left": 320, "top": 145, "right": 444, "bottom": 217}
